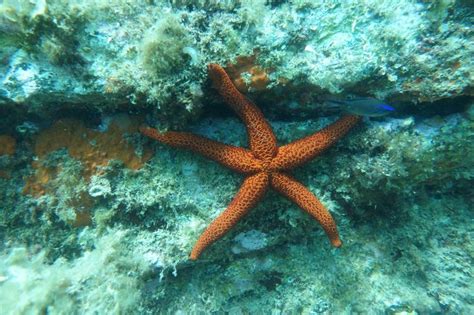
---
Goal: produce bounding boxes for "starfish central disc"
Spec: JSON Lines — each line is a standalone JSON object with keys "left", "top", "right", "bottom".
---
{"left": 140, "top": 63, "right": 360, "bottom": 260}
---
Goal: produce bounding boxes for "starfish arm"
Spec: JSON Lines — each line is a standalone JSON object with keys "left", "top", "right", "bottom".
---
{"left": 190, "top": 172, "right": 269, "bottom": 260}
{"left": 270, "top": 115, "right": 360, "bottom": 170}
{"left": 140, "top": 126, "right": 262, "bottom": 173}
{"left": 208, "top": 64, "right": 277, "bottom": 162}
{"left": 270, "top": 172, "right": 342, "bottom": 247}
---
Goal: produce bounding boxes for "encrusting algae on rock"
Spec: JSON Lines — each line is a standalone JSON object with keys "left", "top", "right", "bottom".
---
{"left": 225, "top": 53, "right": 271, "bottom": 93}
{"left": 0, "top": 135, "right": 16, "bottom": 156}
{"left": 0, "top": 1, "right": 473, "bottom": 314}
{"left": 32, "top": 116, "right": 151, "bottom": 178}
{"left": 0, "top": 135, "right": 16, "bottom": 178}
{"left": 22, "top": 114, "right": 152, "bottom": 226}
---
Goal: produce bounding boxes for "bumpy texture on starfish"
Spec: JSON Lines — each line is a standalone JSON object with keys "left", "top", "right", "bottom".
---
{"left": 140, "top": 64, "right": 360, "bottom": 260}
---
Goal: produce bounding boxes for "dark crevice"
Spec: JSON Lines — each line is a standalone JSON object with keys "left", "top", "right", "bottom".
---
{"left": 394, "top": 95, "right": 472, "bottom": 118}
{"left": 0, "top": 101, "right": 151, "bottom": 136}
{"left": 200, "top": 94, "right": 473, "bottom": 122}
{"left": 1, "top": 93, "right": 471, "bottom": 137}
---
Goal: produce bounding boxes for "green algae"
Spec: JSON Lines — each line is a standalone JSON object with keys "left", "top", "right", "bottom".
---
{"left": 1, "top": 105, "right": 472, "bottom": 313}
{"left": 0, "top": 1, "right": 473, "bottom": 314}
{"left": 1, "top": 0, "right": 472, "bottom": 126}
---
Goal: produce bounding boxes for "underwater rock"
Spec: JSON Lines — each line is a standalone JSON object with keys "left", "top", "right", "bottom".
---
{"left": 0, "top": 1, "right": 473, "bottom": 314}
{"left": 0, "top": 135, "right": 15, "bottom": 156}
{"left": 0, "top": 1, "right": 472, "bottom": 126}
{"left": 88, "top": 176, "right": 112, "bottom": 198}
{"left": 231, "top": 230, "right": 268, "bottom": 254}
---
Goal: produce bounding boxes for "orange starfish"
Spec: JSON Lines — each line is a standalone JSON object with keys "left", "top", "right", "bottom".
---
{"left": 140, "top": 64, "right": 360, "bottom": 260}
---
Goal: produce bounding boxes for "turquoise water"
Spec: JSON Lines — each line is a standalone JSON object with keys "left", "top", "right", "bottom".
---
{"left": 0, "top": 1, "right": 472, "bottom": 314}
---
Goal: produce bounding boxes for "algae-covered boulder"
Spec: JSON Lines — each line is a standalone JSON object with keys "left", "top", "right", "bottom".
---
{"left": 0, "top": 1, "right": 472, "bottom": 128}
{"left": 0, "top": 1, "right": 473, "bottom": 314}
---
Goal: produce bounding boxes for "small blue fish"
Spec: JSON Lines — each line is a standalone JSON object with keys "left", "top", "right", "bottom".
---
{"left": 324, "top": 97, "right": 395, "bottom": 117}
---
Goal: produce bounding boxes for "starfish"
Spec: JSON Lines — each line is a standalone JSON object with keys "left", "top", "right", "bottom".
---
{"left": 140, "top": 64, "right": 360, "bottom": 260}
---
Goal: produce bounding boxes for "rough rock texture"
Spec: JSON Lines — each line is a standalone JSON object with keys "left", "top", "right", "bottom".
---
{"left": 0, "top": 1, "right": 472, "bottom": 127}
{"left": 0, "top": 1, "right": 473, "bottom": 314}
{"left": 1, "top": 107, "right": 473, "bottom": 313}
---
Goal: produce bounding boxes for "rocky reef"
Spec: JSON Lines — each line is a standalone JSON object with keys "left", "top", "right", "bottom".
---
{"left": 0, "top": 1, "right": 473, "bottom": 314}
